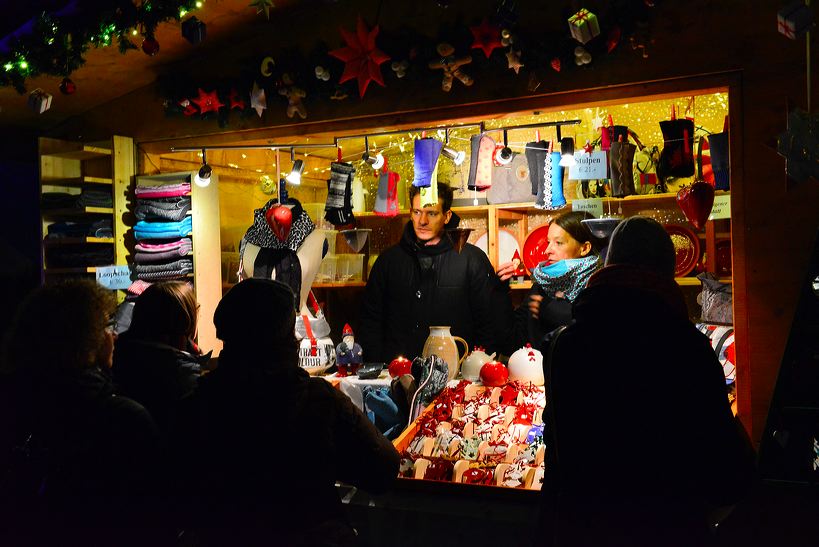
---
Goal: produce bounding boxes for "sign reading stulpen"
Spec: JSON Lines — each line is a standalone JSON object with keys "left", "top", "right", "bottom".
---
{"left": 568, "top": 151, "right": 608, "bottom": 180}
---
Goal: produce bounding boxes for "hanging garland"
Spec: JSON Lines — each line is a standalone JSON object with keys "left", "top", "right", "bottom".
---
{"left": 0, "top": 0, "right": 204, "bottom": 93}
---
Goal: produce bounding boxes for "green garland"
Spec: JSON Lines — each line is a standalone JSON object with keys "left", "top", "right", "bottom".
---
{"left": 0, "top": 0, "right": 203, "bottom": 93}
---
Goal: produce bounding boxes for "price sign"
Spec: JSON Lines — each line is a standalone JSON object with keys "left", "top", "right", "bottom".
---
{"left": 568, "top": 151, "right": 608, "bottom": 180}
{"left": 572, "top": 198, "right": 604, "bottom": 218}
{"left": 708, "top": 194, "right": 731, "bottom": 220}
{"left": 96, "top": 265, "right": 132, "bottom": 290}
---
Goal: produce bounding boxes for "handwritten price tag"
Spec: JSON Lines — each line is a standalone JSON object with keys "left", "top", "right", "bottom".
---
{"left": 96, "top": 265, "right": 132, "bottom": 290}
{"left": 708, "top": 194, "right": 731, "bottom": 220}
{"left": 568, "top": 151, "right": 608, "bottom": 180}
{"left": 572, "top": 198, "right": 604, "bottom": 218}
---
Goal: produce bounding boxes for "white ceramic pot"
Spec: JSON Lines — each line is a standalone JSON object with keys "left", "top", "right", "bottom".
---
{"left": 507, "top": 343, "right": 544, "bottom": 386}
{"left": 461, "top": 348, "right": 497, "bottom": 381}
{"left": 298, "top": 336, "right": 336, "bottom": 375}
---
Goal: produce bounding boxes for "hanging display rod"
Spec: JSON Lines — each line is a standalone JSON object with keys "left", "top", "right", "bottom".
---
{"left": 170, "top": 143, "right": 337, "bottom": 153}
{"left": 483, "top": 120, "right": 582, "bottom": 141}
{"left": 334, "top": 122, "right": 485, "bottom": 144}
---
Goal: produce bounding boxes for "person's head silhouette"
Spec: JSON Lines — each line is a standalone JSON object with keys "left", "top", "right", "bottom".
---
{"left": 605, "top": 216, "right": 676, "bottom": 278}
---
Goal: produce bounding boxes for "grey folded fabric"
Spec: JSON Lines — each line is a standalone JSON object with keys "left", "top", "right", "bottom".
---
{"left": 134, "top": 246, "right": 192, "bottom": 263}
{"left": 135, "top": 197, "right": 192, "bottom": 222}
{"left": 134, "top": 258, "right": 193, "bottom": 274}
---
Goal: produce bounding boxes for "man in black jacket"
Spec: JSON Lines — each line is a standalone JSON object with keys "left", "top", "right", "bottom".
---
{"left": 359, "top": 182, "right": 500, "bottom": 363}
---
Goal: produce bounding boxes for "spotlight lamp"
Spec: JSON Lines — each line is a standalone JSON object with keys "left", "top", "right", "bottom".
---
{"left": 194, "top": 149, "right": 212, "bottom": 187}
{"left": 495, "top": 129, "right": 513, "bottom": 166}
{"left": 285, "top": 149, "right": 304, "bottom": 185}
{"left": 362, "top": 150, "right": 385, "bottom": 170}
{"left": 559, "top": 137, "right": 576, "bottom": 167}
{"left": 441, "top": 145, "right": 466, "bottom": 166}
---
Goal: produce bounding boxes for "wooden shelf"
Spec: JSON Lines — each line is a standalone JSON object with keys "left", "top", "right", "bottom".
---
{"left": 312, "top": 281, "right": 366, "bottom": 288}
{"left": 42, "top": 144, "right": 111, "bottom": 160}
{"left": 41, "top": 176, "right": 112, "bottom": 187}
{"left": 42, "top": 206, "right": 114, "bottom": 216}
{"left": 43, "top": 237, "right": 114, "bottom": 245}
{"left": 509, "top": 277, "right": 732, "bottom": 290}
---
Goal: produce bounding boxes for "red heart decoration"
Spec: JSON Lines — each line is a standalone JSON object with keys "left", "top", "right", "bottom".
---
{"left": 676, "top": 180, "right": 714, "bottom": 230}
{"left": 265, "top": 205, "right": 293, "bottom": 241}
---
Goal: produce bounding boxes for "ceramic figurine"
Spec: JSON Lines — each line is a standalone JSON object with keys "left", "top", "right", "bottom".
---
{"left": 336, "top": 323, "right": 363, "bottom": 376}
{"left": 508, "top": 343, "right": 544, "bottom": 385}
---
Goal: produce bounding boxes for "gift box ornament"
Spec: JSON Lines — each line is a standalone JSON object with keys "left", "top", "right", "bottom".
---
{"left": 568, "top": 8, "right": 601, "bottom": 45}
{"left": 181, "top": 16, "right": 207, "bottom": 45}
{"left": 778, "top": 1, "right": 814, "bottom": 40}
{"left": 28, "top": 88, "right": 53, "bottom": 114}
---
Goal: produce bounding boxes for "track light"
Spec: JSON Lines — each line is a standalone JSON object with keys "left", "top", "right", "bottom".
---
{"left": 194, "top": 149, "right": 212, "bottom": 187}
{"left": 362, "top": 151, "right": 385, "bottom": 169}
{"left": 286, "top": 154, "right": 304, "bottom": 185}
{"left": 495, "top": 129, "right": 513, "bottom": 166}
{"left": 559, "top": 137, "right": 576, "bottom": 167}
{"left": 441, "top": 145, "right": 466, "bottom": 166}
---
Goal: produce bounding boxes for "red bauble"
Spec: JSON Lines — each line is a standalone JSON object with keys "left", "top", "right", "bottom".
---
{"left": 59, "top": 78, "right": 76, "bottom": 95}
{"left": 388, "top": 356, "right": 412, "bottom": 378}
{"left": 676, "top": 180, "right": 715, "bottom": 230}
{"left": 265, "top": 205, "right": 293, "bottom": 241}
{"left": 550, "top": 58, "right": 561, "bottom": 72}
{"left": 480, "top": 360, "right": 509, "bottom": 387}
{"left": 142, "top": 37, "right": 160, "bottom": 56}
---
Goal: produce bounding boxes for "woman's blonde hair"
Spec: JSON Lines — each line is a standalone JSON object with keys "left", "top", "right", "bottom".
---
{"left": 128, "top": 281, "right": 198, "bottom": 341}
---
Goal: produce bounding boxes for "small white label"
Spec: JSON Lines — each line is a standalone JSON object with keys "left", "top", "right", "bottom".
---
{"left": 709, "top": 194, "right": 731, "bottom": 220}
{"left": 572, "top": 198, "right": 604, "bottom": 218}
{"left": 568, "top": 151, "right": 608, "bottom": 180}
{"left": 96, "top": 265, "right": 132, "bottom": 290}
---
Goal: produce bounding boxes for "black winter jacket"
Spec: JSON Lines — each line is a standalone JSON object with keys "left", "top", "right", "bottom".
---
{"left": 359, "top": 221, "right": 500, "bottom": 363}
{"left": 113, "top": 333, "right": 202, "bottom": 434}
{"left": 542, "top": 265, "right": 754, "bottom": 546}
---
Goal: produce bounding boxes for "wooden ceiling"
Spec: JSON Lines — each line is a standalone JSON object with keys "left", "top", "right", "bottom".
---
{"left": 0, "top": 0, "right": 304, "bottom": 135}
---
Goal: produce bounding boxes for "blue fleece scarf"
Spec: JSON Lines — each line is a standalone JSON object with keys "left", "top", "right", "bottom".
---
{"left": 532, "top": 254, "right": 602, "bottom": 302}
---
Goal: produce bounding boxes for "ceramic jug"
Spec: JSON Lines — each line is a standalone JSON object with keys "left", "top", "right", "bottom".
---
{"left": 422, "top": 326, "right": 468, "bottom": 381}
{"left": 461, "top": 347, "right": 497, "bottom": 381}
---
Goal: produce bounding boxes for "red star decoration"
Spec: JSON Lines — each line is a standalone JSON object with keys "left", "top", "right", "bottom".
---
{"left": 178, "top": 99, "right": 197, "bottom": 117}
{"left": 191, "top": 88, "right": 224, "bottom": 114}
{"left": 583, "top": 141, "right": 594, "bottom": 154}
{"left": 228, "top": 88, "right": 246, "bottom": 110}
{"left": 329, "top": 16, "right": 390, "bottom": 98}
{"left": 470, "top": 18, "right": 503, "bottom": 59}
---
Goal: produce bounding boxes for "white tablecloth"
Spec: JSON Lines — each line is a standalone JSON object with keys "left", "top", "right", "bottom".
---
{"left": 324, "top": 371, "right": 391, "bottom": 411}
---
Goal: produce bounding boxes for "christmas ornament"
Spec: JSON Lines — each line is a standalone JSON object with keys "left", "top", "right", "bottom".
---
{"left": 501, "top": 28, "right": 513, "bottom": 47}
{"left": 181, "top": 16, "right": 206, "bottom": 45}
{"left": 228, "top": 88, "right": 245, "bottom": 110}
{"left": 778, "top": 1, "right": 814, "bottom": 39}
{"left": 314, "top": 66, "right": 331, "bottom": 81}
{"left": 550, "top": 57, "right": 561, "bottom": 72}
{"left": 607, "top": 26, "right": 622, "bottom": 53}
{"left": 265, "top": 204, "right": 293, "bottom": 241}
{"left": 629, "top": 23, "right": 655, "bottom": 58}
{"left": 676, "top": 180, "right": 715, "bottom": 230}
{"left": 506, "top": 49, "right": 523, "bottom": 74}
{"left": 278, "top": 73, "right": 307, "bottom": 119}
{"left": 480, "top": 360, "right": 509, "bottom": 387}
{"left": 391, "top": 60, "right": 409, "bottom": 78}
{"left": 250, "top": 0, "right": 275, "bottom": 19}
{"left": 591, "top": 108, "right": 605, "bottom": 131}
{"left": 259, "top": 175, "right": 276, "bottom": 195}
{"left": 191, "top": 88, "right": 224, "bottom": 115}
{"left": 59, "top": 77, "right": 76, "bottom": 95}
{"left": 250, "top": 81, "right": 267, "bottom": 117}
{"left": 27, "top": 88, "right": 52, "bottom": 114}
{"left": 388, "top": 356, "right": 412, "bottom": 378}
{"left": 260, "top": 56, "right": 275, "bottom": 77}
{"left": 429, "top": 43, "right": 473, "bottom": 92}
{"left": 776, "top": 108, "right": 819, "bottom": 185}
{"left": 469, "top": 18, "right": 503, "bottom": 59}
{"left": 329, "top": 16, "right": 391, "bottom": 98}
{"left": 568, "top": 8, "right": 600, "bottom": 45}
{"left": 179, "top": 98, "right": 197, "bottom": 116}
{"left": 574, "top": 46, "right": 592, "bottom": 66}
{"left": 583, "top": 140, "right": 594, "bottom": 154}
{"left": 141, "top": 37, "right": 160, "bottom": 56}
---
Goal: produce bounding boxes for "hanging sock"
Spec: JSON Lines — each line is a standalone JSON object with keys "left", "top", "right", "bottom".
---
{"left": 374, "top": 165, "right": 401, "bottom": 217}
{"left": 412, "top": 138, "right": 443, "bottom": 188}
{"left": 708, "top": 132, "right": 730, "bottom": 190}
{"left": 467, "top": 134, "right": 496, "bottom": 191}
{"left": 525, "top": 141, "right": 549, "bottom": 197}
{"left": 536, "top": 151, "right": 565, "bottom": 209}
{"left": 609, "top": 140, "right": 637, "bottom": 197}
{"left": 324, "top": 162, "right": 356, "bottom": 226}
{"left": 419, "top": 161, "right": 440, "bottom": 208}
{"left": 657, "top": 118, "right": 695, "bottom": 182}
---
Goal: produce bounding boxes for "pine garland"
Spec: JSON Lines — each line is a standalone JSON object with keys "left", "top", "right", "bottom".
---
{"left": 0, "top": 0, "right": 202, "bottom": 93}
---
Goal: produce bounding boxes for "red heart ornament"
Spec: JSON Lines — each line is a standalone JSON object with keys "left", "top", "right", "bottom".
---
{"left": 265, "top": 205, "right": 293, "bottom": 241}
{"left": 676, "top": 180, "right": 715, "bottom": 230}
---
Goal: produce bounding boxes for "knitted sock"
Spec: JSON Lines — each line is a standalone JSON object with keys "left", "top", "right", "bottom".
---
{"left": 708, "top": 132, "right": 730, "bottom": 190}
{"left": 324, "top": 162, "right": 356, "bottom": 226}
{"left": 537, "top": 152, "right": 565, "bottom": 209}
{"left": 609, "top": 141, "right": 637, "bottom": 197}
{"left": 525, "top": 141, "right": 549, "bottom": 196}
{"left": 373, "top": 169, "right": 400, "bottom": 216}
{"left": 419, "top": 162, "right": 440, "bottom": 208}
{"left": 467, "top": 135, "right": 496, "bottom": 191}
{"left": 412, "top": 138, "right": 443, "bottom": 188}
{"left": 657, "top": 118, "right": 695, "bottom": 181}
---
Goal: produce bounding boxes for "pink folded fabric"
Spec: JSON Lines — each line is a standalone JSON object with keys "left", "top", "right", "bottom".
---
{"left": 135, "top": 183, "right": 191, "bottom": 199}
{"left": 134, "top": 237, "right": 192, "bottom": 253}
{"left": 127, "top": 279, "right": 152, "bottom": 295}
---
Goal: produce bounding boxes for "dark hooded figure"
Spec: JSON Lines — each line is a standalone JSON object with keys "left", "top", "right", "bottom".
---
{"left": 540, "top": 216, "right": 755, "bottom": 547}
{"left": 174, "top": 279, "right": 399, "bottom": 547}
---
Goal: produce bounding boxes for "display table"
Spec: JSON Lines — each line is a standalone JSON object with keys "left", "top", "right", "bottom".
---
{"left": 323, "top": 371, "right": 391, "bottom": 411}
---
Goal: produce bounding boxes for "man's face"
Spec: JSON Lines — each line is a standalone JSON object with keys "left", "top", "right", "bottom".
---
{"left": 410, "top": 194, "right": 451, "bottom": 245}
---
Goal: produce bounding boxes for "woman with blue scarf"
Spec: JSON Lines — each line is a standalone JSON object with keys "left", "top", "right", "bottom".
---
{"left": 497, "top": 211, "right": 604, "bottom": 353}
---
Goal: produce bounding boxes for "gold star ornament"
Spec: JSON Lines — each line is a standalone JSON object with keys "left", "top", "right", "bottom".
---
{"left": 506, "top": 49, "right": 523, "bottom": 74}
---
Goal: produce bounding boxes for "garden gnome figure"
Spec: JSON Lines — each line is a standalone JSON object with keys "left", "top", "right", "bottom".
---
{"left": 428, "top": 43, "right": 473, "bottom": 92}
{"left": 336, "top": 323, "right": 363, "bottom": 376}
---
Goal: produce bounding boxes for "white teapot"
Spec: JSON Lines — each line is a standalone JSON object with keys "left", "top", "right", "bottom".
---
{"left": 461, "top": 347, "right": 497, "bottom": 381}
{"left": 508, "top": 343, "right": 544, "bottom": 386}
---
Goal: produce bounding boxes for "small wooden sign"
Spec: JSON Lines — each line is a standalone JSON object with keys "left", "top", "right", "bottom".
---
{"left": 96, "top": 265, "right": 132, "bottom": 290}
{"left": 568, "top": 151, "right": 608, "bottom": 180}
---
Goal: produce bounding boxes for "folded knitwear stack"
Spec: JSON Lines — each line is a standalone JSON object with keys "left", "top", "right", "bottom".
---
{"left": 132, "top": 182, "right": 193, "bottom": 281}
